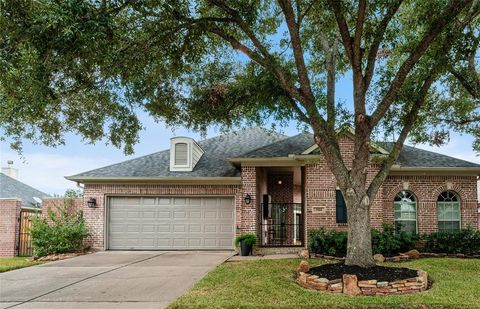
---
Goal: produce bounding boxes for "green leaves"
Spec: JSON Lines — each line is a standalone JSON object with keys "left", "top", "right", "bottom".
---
{"left": 0, "top": 0, "right": 478, "bottom": 154}
{"left": 31, "top": 202, "right": 89, "bottom": 257}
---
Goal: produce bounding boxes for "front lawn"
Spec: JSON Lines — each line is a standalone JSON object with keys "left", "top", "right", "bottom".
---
{"left": 171, "top": 258, "right": 480, "bottom": 308}
{"left": 0, "top": 257, "right": 45, "bottom": 273}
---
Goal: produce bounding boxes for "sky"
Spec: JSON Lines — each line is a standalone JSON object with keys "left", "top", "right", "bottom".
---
{"left": 1, "top": 73, "right": 479, "bottom": 196}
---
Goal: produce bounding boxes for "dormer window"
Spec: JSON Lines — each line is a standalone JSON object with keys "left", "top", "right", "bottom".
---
{"left": 174, "top": 143, "right": 188, "bottom": 166}
{"left": 170, "top": 137, "right": 204, "bottom": 172}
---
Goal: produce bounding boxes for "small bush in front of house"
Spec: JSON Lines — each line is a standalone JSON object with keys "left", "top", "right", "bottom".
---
{"left": 308, "top": 229, "right": 348, "bottom": 256}
{"left": 31, "top": 202, "right": 89, "bottom": 257}
{"left": 422, "top": 227, "right": 480, "bottom": 254}
{"left": 308, "top": 224, "right": 417, "bottom": 257}
{"left": 371, "top": 224, "right": 418, "bottom": 256}
{"left": 234, "top": 233, "right": 257, "bottom": 246}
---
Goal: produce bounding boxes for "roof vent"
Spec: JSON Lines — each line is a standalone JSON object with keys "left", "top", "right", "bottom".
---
{"left": 169, "top": 137, "right": 204, "bottom": 172}
{"left": 1, "top": 160, "right": 18, "bottom": 179}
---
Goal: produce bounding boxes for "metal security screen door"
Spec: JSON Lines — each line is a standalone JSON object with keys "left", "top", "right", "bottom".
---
{"left": 108, "top": 196, "right": 235, "bottom": 250}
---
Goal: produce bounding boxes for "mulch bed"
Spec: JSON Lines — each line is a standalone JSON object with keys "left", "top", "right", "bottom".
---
{"left": 308, "top": 263, "right": 418, "bottom": 282}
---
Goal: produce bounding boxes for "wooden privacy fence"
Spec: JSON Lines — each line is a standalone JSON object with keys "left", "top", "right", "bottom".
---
{"left": 18, "top": 209, "right": 40, "bottom": 256}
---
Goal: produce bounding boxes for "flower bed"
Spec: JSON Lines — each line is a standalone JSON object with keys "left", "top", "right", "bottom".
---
{"left": 296, "top": 261, "right": 428, "bottom": 296}
{"left": 313, "top": 252, "right": 480, "bottom": 262}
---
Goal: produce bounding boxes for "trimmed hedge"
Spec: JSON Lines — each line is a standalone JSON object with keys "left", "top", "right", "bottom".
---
{"left": 308, "top": 224, "right": 480, "bottom": 257}
{"left": 423, "top": 227, "right": 480, "bottom": 254}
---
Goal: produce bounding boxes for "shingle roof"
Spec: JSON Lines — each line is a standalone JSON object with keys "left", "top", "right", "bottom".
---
{"left": 69, "top": 127, "right": 287, "bottom": 178}
{"left": 238, "top": 133, "right": 314, "bottom": 158}
{"left": 0, "top": 173, "right": 50, "bottom": 208}
{"left": 380, "top": 143, "right": 480, "bottom": 168}
{"left": 69, "top": 129, "right": 480, "bottom": 180}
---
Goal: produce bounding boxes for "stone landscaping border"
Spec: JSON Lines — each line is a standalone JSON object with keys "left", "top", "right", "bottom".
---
{"left": 297, "top": 270, "right": 428, "bottom": 296}
{"left": 313, "top": 252, "right": 480, "bottom": 263}
{"left": 296, "top": 261, "right": 428, "bottom": 296}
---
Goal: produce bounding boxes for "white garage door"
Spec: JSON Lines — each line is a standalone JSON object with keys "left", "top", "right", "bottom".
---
{"left": 108, "top": 196, "right": 235, "bottom": 250}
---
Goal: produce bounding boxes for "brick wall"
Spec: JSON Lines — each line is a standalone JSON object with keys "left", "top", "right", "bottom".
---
{"left": 267, "top": 172, "right": 294, "bottom": 203}
{"left": 240, "top": 166, "right": 257, "bottom": 234}
{"left": 41, "top": 198, "right": 83, "bottom": 223}
{"left": 0, "top": 198, "right": 21, "bottom": 257}
{"left": 382, "top": 176, "right": 478, "bottom": 234}
{"left": 82, "top": 183, "right": 243, "bottom": 249}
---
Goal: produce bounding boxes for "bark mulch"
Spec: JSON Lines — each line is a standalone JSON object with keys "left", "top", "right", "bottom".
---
{"left": 308, "top": 263, "right": 418, "bottom": 282}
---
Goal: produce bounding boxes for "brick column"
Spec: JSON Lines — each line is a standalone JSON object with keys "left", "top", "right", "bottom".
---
{"left": 241, "top": 166, "right": 257, "bottom": 234}
{"left": 0, "top": 198, "right": 22, "bottom": 257}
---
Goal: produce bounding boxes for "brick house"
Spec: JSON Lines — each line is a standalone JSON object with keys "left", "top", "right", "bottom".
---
{"left": 66, "top": 127, "right": 480, "bottom": 253}
{"left": 0, "top": 170, "right": 48, "bottom": 257}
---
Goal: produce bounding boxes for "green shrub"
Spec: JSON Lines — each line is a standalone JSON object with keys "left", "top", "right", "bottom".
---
{"left": 308, "top": 224, "right": 417, "bottom": 257}
{"left": 423, "top": 227, "right": 480, "bottom": 254}
{"left": 307, "top": 229, "right": 347, "bottom": 256}
{"left": 31, "top": 202, "right": 89, "bottom": 257}
{"left": 371, "top": 224, "right": 417, "bottom": 256}
{"left": 234, "top": 233, "right": 257, "bottom": 246}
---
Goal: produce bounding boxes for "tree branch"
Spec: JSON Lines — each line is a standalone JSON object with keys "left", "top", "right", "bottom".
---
{"left": 278, "top": 0, "right": 315, "bottom": 102}
{"left": 367, "top": 72, "right": 437, "bottom": 198}
{"left": 323, "top": 32, "right": 339, "bottom": 130}
{"left": 449, "top": 67, "right": 480, "bottom": 98}
{"left": 284, "top": 93, "right": 310, "bottom": 123}
{"left": 364, "top": 0, "right": 403, "bottom": 87}
{"left": 327, "top": 0, "right": 354, "bottom": 64}
{"left": 369, "top": 0, "right": 472, "bottom": 128}
{"left": 297, "top": 0, "right": 315, "bottom": 25}
{"left": 353, "top": 0, "right": 366, "bottom": 71}
{"left": 437, "top": 115, "right": 480, "bottom": 125}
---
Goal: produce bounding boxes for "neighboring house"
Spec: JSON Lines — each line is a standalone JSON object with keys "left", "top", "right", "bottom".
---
{"left": 66, "top": 127, "right": 480, "bottom": 253}
{"left": 0, "top": 167, "right": 49, "bottom": 257}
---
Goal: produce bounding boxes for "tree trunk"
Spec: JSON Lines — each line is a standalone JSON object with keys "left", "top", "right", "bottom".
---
{"left": 345, "top": 195, "right": 375, "bottom": 267}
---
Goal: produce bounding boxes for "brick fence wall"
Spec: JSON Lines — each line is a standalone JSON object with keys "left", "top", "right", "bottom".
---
{"left": 0, "top": 198, "right": 22, "bottom": 257}
{"left": 41, "top": 198, "right": 84, "bottom": 223}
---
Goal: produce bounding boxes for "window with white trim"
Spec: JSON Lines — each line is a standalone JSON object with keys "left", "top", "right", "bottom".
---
{"left": 437, "top": 191, "right": 461, "bottom": 232}
{"left": 394, "top": 191, "right": 417, "bottom": 234}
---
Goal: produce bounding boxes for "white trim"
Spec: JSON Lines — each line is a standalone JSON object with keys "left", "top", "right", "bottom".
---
{"left": 65, "top": 176, "right": 241, "bottom": 185}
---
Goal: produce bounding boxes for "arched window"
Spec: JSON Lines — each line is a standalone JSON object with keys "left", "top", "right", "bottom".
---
{"left": 437, "top": 191, "right": 461, "bottom": 232}
{"left": 394, "top": 191, "right": 417, "bottom": 234}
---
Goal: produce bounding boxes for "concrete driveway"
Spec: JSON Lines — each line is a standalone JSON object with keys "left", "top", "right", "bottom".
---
{"left": 0, "top": 251, "right": 232, "bottom": 309}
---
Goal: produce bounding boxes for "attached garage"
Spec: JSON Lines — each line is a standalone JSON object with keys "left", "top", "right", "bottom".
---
{"left": 108, "top": 196, "right": 235, "bottom": 250}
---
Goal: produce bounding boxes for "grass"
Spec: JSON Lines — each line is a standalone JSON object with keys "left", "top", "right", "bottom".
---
{"left": 0, "top": 257, "right": 45, "bottom": 273}
{"left": 171, "top": 258, "right": 480, "bottom": 308}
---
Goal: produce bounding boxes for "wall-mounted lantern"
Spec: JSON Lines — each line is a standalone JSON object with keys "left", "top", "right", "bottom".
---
{"left": 87, "top": 197, "right": 97, "bottom": 208}
{"left": 277, "top": 179, "right": 283, "bottom": 185}
{"left": 244, "top": 194, "right": 252, "bottom": 205}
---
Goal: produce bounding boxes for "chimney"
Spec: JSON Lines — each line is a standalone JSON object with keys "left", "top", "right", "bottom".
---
{"left": 2, "top": 160, "right": 18, "bottom": 179}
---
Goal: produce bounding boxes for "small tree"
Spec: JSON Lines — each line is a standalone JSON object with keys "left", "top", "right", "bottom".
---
{"left": 31, "top": 202, "right": 89, "bottom": 257}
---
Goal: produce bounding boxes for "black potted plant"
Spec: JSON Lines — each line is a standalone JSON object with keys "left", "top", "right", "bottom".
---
{"left": 235, "top": 233, "right": 257, "bottom": 256}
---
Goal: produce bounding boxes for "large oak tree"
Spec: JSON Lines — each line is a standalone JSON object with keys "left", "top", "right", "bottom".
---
{"left": 1, "top": 0, "right": 479, "bottom": 267}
